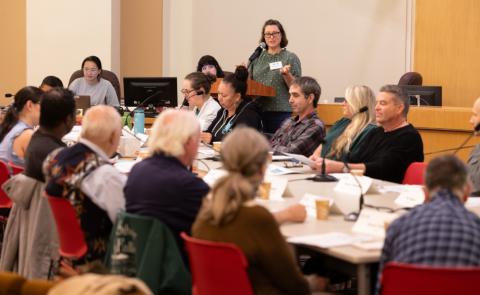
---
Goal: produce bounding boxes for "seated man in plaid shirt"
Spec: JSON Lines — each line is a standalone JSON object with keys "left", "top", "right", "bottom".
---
{"left": 270, "top": 76, "right": 325, "bottom": 156}
{"left": 376, "top": 155, "right": 480, "bottom": 294}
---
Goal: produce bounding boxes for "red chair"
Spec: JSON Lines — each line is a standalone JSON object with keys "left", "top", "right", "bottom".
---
{"left": 0, "top": 161, "right": 12, "bottom": 208}
{"left": 46, "top": 195, "right": 87, "bottom": 259}
{"left": 181, "top": 232, "right": 254, "bottom": 295}
{"left": 402, "top": 162, "right": 427, "bottom": 185}
{"left": 380, "top": 262, "right": 480, "bottom": 295}
{"left": 9, "top": 163, "right": 24, "bottom": 175}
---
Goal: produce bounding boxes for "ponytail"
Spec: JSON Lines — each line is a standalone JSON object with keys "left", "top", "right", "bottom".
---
{"left": 0, "top": 86, "right": 42, "bottom": 142}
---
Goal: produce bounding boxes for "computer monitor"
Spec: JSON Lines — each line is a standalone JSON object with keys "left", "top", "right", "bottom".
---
{"left": 123, "top": 77, "right": 178, "bottom": 108}
{"left": 399, "top": 85, "right": 442, "bottom": 106}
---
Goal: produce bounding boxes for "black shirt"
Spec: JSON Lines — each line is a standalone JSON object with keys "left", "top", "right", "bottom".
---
{"left": 348, "top": 124, "right": 424, "bottom": 183}
{"left": 24, "top": 129, "right": 66, "bottom": 182}
{"left": 206, "top": 99, "right": 262, "bottom": 143}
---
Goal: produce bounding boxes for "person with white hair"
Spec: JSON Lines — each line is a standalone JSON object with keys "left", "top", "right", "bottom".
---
{"left": 124, "top": 109, "right": 210, "bottom": 262}
{"left": 44, "top": 105, "right": 125, "bottom": 263}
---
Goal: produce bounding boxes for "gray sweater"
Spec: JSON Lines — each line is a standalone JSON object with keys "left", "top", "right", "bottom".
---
{"left": 69, "top": 77, "right": 119, "bottom": 106}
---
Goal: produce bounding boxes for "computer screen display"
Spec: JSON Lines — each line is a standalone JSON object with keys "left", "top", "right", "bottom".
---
{"left": 123, "top": 77, "right": 178, "bottom": 108}
{"left": 399, "top": 85, "right": 442, "bottom": 106}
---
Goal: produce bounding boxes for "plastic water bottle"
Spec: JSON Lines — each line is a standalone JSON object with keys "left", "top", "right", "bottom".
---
{"left": 133, "top": 109, "right": 145, "bottom": 134}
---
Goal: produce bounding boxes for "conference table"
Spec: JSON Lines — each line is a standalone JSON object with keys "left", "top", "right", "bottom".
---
{"left": 200, "top": 156, "right": 405, "bottom": 295}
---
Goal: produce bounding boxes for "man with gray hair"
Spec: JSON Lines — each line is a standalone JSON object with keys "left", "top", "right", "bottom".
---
{"left": 44, "top": 105, "right": 126, "bottom": 262}
{"left": 270, "top": 76, "right": 325, "bottom": 156}
{"left": 314, "top": 85, "right": 423, "bottom": 183}
{"left": 376, "top": 155, "right": 480, "bottom": 293}
{"left": 124, "top": 109, "right": 209, "bottom": 262}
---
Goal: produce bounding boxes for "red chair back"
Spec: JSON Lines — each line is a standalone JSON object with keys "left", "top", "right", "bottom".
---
{"left": 47, "top": 195, "right": 87, "bottom": 259}
{"left": 402, "top": 162, "right": 427, "bottom": 185}
{"left": 0, "top": 161, "right": 12, "bottom": 208}
{"left": 181, "top": 232, "right": 254, "bottom": 295}
{"left": 380, "top": 262, "right": 480, "bottom": 295}
{"left": 9, "top": 163, "right": 24, "bottom": 175}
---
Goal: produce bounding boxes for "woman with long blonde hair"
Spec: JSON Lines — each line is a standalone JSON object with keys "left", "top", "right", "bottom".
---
{"left": 193, "top": 127, "right": 311, "bottom": 294}
{"left": 311, "top": 85, "right": 376, "bottom": 162}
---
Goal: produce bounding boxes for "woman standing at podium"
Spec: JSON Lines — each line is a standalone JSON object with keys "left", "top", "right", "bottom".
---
{"left": 248, "top": 19, "right": 302, "bottom": 134}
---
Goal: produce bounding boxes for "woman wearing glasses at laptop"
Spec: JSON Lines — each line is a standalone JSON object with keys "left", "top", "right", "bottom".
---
{"left": 181, "top": 72, "right": 221, "bottom": 131}
{"left": 0, "top": 86, "right": 42, "bottom": 166}
{"left": 310, "top": 85, "right": 377, "bottom": 165}
{"left": 200, "top": 66, "right": 262, "bottom": 144}
{"left": 248, "top": 19, "right": 302, "bottom": 134}
{"left": 69, "top": 55, "right": 119, "bottom": 107}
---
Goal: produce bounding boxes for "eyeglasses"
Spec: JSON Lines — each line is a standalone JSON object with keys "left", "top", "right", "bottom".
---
{"left": 83, "top": 67, "right": 99, "bottom": 73}
{"left": 264, "top": 31, "right": 281, "bottom": 38}
{"left": 181, "top": 89, "right": 195, "bottom": 95}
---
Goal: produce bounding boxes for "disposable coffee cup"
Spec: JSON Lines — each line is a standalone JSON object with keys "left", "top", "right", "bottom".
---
{"left": 315, "top": 199, "right": 330, "bottom": 220}
{"left": 258, "top": 182, "right": 271, "bottom": 200}
{"left": 213, "top": 141, "right": 222, "bottom": 153}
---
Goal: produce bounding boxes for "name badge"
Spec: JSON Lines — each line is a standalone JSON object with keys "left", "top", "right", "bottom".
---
{"left": 269, "top": 61, "right": 283, "bottom": 70}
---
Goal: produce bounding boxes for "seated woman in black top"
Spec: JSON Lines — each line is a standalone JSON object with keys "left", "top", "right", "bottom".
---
{"left": 200, "top": 66, "right": 262, "bottom": 144}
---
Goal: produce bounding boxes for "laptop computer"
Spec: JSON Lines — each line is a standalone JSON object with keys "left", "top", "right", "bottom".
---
{"left": 74, "top": 95, "right": 91, "bottom": 114}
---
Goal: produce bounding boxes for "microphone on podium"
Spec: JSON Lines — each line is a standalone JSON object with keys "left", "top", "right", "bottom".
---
{"left": 248, "top": 42, "right": 266, "bottom": 63}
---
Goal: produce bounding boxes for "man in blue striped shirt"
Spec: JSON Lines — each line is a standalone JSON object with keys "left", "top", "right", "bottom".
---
{"left": 377, "top": 155, "right": 480, "bottom": 293}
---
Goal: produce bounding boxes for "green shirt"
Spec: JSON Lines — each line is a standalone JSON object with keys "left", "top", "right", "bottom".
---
{"left": 321, "top": 117, "right": 377, "bottom": 161}
{"left": 249, "top": 49, "right": 301, "bottom": 112}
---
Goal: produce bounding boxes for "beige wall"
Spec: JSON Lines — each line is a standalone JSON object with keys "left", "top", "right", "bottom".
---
{"left": 163, "top": 0, "right": 412, "bottom": 102}
{"left": 26, "top": 0, "right": 119, "bottom": 88}
{"left": 414, "top": 0, "right": 480, "bottom": 107}
{"left": 0, "top": 0, "right": 26, "bottom": 105}
{"left": 121, "top": 0, "right": 163, "bottom": 92}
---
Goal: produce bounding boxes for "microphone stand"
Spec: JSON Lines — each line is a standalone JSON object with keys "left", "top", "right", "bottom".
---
{"left": 311, "top": 156, "right": 338, "bottom": 182}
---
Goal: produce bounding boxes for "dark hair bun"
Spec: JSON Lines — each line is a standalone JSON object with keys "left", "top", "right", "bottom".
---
{"left": 234, "top": 66, "right": 249, "bottom": 83}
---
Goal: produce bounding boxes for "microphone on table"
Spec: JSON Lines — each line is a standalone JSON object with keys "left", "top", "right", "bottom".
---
{"left": 248, "top": 42, "right": 266, "bottom": 63}
{"left": 309, "top": 139, "right": 338, "bottom": 182}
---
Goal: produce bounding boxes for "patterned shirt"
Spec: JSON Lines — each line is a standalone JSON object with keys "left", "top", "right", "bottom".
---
{"left": 377, "top": 189, "right": 480, "bottom": 293}
{"left": 270, "top": 111, "right": 325, "bottom": 156}
{"left": 249, "top": 49, "right": 301, "bottom": 112}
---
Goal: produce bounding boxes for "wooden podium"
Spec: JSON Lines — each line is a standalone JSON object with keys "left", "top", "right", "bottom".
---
{"left": 210, "top": 78, "right": 275, "bottom": 97}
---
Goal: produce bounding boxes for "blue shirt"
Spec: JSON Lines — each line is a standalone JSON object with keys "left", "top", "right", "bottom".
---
{"left": 0, "top": 120, "right": 32, "bottom": 166}
{"left": 377, "top": 189, "right": 480, "bottom": 293}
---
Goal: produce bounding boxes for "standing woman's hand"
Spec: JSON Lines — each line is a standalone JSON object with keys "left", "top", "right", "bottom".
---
{"left": 280, "top": 64, "right": 294, "bottom": 86}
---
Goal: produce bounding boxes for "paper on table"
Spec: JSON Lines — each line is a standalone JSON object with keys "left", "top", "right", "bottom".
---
{"left": 267, "top": 164, "right": 298, "bottom": 176}
{"left": 392, "top": 185, "right": 425, "bottom": 208}
{"left": 465, "top": 197, "right": 480, "bottom": 208}
{"left": 287, "top": 232, "right": 372, "bottom": 249}
{"left": 299, "top": 193, "right": 334, "bottom": 218}
{"left": 202, "top": 169, "right": 227, "bottom": 187}
{"left": 197, "top": 145, "right": 217, "bottom": 157}
{"left": 281, "top": 152, "right": 314, "bottom": 166}
{"left": 272, "top": 155, "right": 293, "bottom": 161}
{"left": 334, "top": 174, "right": 374, "bottom": 195}
{"left": 352, "top": 207, "right": 401, "bottom": 238}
